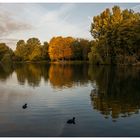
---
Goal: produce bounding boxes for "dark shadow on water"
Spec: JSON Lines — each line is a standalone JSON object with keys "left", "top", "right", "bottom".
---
{"left": 89, "top": 65, "right": 140, "bottom": 120}
{"left": 0, "top": 63, "right": 14, "bottom": 81}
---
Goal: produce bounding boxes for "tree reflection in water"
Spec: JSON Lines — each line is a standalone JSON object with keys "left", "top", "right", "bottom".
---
{"left": 89, "top": 66, "right": 140, "bottom": 121}
{"left": 49, "top": 64, "right": 89, "bottom": 89}
{"left": 0, "top": 63, "right": 140, "bottom": 121}
{"left": 0, "top": 63, "right": 14, "bottom": 81}
{"left": 9, "top": 63, "right": 89, "bottom": 88}
{"left": 14, "top": 63, "right": 50, "bottom": 87}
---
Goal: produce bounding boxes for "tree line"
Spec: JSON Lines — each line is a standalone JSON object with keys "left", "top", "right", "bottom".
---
{"left": 0, "top": 5, "right": 140, "bottom": 65}
{"left": 0, "top": 37, "right": 91, "bottom": 63}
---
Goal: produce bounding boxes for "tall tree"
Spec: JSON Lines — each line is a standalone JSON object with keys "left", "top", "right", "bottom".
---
{"left": 89, "top": 5, "right": 140, "bottom": 65}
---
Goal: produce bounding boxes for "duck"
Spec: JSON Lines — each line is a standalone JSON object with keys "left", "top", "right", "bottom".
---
{"left": 22, "top": 103, "right": 27, "bottom": 109}
{"left": 67, "top": 117, "right": 75, "bottom": 124}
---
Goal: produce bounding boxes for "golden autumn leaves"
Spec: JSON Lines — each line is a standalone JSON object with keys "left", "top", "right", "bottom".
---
{"left": 49, "top": 36, "right": 74, "bottom": 61}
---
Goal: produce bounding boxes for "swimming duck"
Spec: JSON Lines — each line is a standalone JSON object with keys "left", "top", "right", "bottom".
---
{"left": 22, "top": 103, "right": 27, "bottom": 109}
{"left": 67, "top": 117, "right": 75, "bottom": 124}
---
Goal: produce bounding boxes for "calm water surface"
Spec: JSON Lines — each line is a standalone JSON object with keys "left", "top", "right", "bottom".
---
{"left": 0, "top": 63, "right": 140, "bottom": 136}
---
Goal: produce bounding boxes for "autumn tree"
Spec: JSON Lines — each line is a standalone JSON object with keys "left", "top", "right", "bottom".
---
{"left": 14, "top": 37, "right": 91, "bottom": 62}
{"left": 49, "top": 36, "right": 75, "bottom": 61}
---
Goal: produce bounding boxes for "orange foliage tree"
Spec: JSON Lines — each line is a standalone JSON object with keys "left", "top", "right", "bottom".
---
{"left": 48, "top": 36, "right": 75, "bottom": 61}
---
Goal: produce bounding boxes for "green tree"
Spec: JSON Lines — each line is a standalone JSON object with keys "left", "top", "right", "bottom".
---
{"left": 72, "top": 39, "right": 91, "bottom": 60}
{"left": 26, "top": 38, "right": 42, "bottom": 61}
{"left": 42, "top": 41, "right": 50, "bottom": 60}
{"left": 0, "top": 43, "right": 14, "bottom": 63}
{"left": 14, "top": 38, "right": 43, "bottom": 61}
{"left": 14, "top": 40, "right": 27, "bottom": 61}
{"left": 89, "top": 5, "right": 140, "bottom": 65}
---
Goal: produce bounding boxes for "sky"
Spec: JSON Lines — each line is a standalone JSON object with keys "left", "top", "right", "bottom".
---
{"left": 0, "top": 3, "right": 140, "bottom": 50}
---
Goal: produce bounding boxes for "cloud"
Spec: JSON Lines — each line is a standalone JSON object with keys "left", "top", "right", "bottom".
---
{"left": 131, "top": 5, "right": 140, "bottom": 12}
{"left": 39, "top": 4, "right": 75, "bottom": 23}
{"left": 35, "top": 4, "right": 91, "bottom": 41}
{"left": 0, "top": 3, "right": 92, "bottom": 49}
{"left": 0, "top": 10, "right": 32, "bottom": 37}
{"left": 0, "top": 38, "right": 18, "bottom": 49}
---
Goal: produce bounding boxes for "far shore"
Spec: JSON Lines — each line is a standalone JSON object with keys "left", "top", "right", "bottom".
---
{"left": 12, "top": 60, "right": 89, "bottom": 65}
{"left": 7, "top": 60, "right": 140, "bottom": 66}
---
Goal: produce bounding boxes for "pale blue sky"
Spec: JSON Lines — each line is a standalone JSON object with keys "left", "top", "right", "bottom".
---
{"left": 0, "top": 3, "right": 140, "bottom": 49}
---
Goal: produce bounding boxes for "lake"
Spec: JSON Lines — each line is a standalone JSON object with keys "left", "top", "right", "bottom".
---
{"left": 0, "top": 63, "right": 140, "bottom": 137}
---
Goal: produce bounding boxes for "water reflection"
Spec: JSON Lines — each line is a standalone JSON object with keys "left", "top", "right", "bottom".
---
{"left": 0, "top": 63, "right": 140, "bottom": 121}
{"left": 3, "top": 63, "right": 88, "bottom": 88}
{"left": 0, "top": 64, "right": 14, "bottom": 81}
{"left": 49, "top": 64, "right": 89, "bottom": 89}
{"left": 0, "top": 63, "right": 89, "bottom": 88}
{"left": 14, "top": 63, "right": 50, "bottom": 87}
{"left": 89, "top": 66, "right": 140, "bottom": 120}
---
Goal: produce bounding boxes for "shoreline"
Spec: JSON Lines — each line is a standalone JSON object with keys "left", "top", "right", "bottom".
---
{"left": 12, "top": 60, "right": 89, "bottom": 65}
{"left": 1, "top": 60, "right": 140, "bottom": 66}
